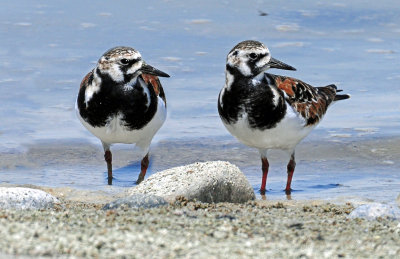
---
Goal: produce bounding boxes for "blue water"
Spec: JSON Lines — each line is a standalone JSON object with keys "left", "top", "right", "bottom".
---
{"left": 0, "top": 0, "right": 399, "bottom": 202}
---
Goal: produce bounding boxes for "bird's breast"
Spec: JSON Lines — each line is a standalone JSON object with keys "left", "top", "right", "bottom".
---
{"left": 77, "top": 79, "right": 159, "bottom": 131}
{"left": 76, "top": 96, "right": 166, "bottom": 145}
{"left": 218, "top": 81, "right": 287, "bottom": 131}
{"left": 222, "top": 103, "right": 313, "bottom": 150}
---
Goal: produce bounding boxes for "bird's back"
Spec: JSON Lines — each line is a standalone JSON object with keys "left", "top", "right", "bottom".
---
{"left": 141, "top": 74, "right": 167, "bottom": 105}
{"left": 266, "top": 73, "right": 349, "bottom": 126}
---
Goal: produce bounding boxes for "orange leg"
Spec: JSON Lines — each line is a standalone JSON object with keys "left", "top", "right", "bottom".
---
{"left": 136, "top": 153, "right": 149, "bottom": 184}
{"left": 285, "top": 153, "right": 296, "bottom": 195}
{"left": 260, "top": 157, "right": 269, "bottom": 195}
{"left": 104, "top": 150, "right": 112, "bottom": 185}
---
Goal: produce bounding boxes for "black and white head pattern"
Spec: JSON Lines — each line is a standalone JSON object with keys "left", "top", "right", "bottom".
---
{"left": 97, "top": 46, "right": 143, "bottom": 83}
{"left": 226, "top": 40, "right": 271, "bottom": 77}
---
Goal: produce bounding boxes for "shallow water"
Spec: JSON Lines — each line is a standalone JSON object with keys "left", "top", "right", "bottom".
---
{"left": 1, "top": 135, "right": 399, "bottom": 203}
{"left": 0, "top": 1, "right": 399, "bottom": 202}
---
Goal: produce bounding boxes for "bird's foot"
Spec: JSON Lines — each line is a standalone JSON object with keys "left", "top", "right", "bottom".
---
{"left": 285, "top": 188, "right": 292, "bottom": 195}
{"left": 136, "top": 173, "right": 145, "bottom": 185}
{"left": 259, "top": 189, "right": 266, "bottom": 195}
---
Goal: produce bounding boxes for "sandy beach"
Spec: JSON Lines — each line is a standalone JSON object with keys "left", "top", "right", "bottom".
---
{"left": 1, "top": 196, "right": 399, "bottom": 258}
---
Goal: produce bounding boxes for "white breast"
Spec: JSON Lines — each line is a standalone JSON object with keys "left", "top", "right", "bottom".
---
{"left": 222, "top": 103, "right": 315, "bottom": 151}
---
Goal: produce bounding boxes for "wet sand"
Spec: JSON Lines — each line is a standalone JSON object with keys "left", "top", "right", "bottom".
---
{"left": 2, "top": 133, "right": 399, "bottom": 173}
{"left": 1, "top": 134, "right": 399, "bottom": 201}
{"left": 0, "top": 197, "right": 399, "bottom": 258}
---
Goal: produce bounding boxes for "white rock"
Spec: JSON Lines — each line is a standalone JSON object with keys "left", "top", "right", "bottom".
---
{"left": 349, "top": 203, "right": 400, "bottom": 220}
{"left": 0, "top": 187, "right": 59, "bottom": 210}
{"left": 129, "top": 161, "right": 255, "bottom": 203}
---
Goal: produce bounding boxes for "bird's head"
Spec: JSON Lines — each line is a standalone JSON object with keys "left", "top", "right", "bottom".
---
{"left": 97, "top": 46, "right": 169, "bottom": 83}
{"left": 226, "top": 40, "right": 296, "bottom": 77}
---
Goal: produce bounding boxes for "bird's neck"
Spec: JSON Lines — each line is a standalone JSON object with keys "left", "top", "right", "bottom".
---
{"left": 225, "top": 65, "right": 256, "bottom": 91}
{"left": 94, "top": 67, "right": 138, "bottom": 88}
{"left": 93, "top": 68, "right": 141, "bottom": 93}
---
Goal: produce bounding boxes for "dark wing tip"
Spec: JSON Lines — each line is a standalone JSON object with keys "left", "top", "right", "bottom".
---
{"left": 335, "top": 94, "right": 351, "bottom": 101}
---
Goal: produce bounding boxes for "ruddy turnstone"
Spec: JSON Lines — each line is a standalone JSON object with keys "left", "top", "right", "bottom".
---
{"left": 218, "top": 40, "right": 350, "bottom": 195}
{"left": 76, "top": 46, "right": 169, "bottom": 185}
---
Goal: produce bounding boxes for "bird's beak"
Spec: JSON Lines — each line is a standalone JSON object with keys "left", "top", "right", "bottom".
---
{"left": 268, "top": 57, "right": 296, "bottom": 71}
{"left": 140, "top": 63, "right": 170, "bottom": 78}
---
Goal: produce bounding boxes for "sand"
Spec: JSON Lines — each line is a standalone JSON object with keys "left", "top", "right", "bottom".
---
{"left": 0, "top": 198, "right": 399, "bottom": 258}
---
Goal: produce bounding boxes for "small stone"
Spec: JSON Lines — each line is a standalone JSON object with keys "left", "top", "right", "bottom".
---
{"left": 213, "top": 230, "right": 227, "bottom": 239}
{"left": 173, "top": 209, "right": 184, "bottom": 216}
{"left": 0, "top": 187, "right": 59, "bottom": 210}
{"left": 103, "top": 194, "right": 168, "bottom": 210}
{"left": 349, "top": 203, "right": 400, "bottom": 220}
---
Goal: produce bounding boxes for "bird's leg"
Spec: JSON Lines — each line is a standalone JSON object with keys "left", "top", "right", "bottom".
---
{"left": 285, "top": 152, "right": 296, "bottom": 195}
{"left": 104, "top": 150, "right": 112, "bottom": 185}
{"left": 136, "top": 153, "right": 149, "bottom": 184}
{"left": 260, "top": 157, "right": 269, "bottom": 195}
{"left": 102, "top": 142, "right": 112, "bottom": 185}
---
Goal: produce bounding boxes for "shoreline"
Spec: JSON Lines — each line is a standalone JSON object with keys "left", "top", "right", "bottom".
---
{"left": 2, "top": 133, "right": 399, "bottom": 168}
{"left": 1, "top": 135, "right": 399, "bottom": 203}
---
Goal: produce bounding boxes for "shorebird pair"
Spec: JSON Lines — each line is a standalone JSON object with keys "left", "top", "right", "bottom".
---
{"left": 76, "top": 41, "right": 350, "bottom": 193}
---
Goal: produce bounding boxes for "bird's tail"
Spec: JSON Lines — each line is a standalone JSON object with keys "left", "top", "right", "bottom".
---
{"left": 324, "top": 84, "right": 351, "bottom": 101}
{"left": 334, "top": 94, "right": 351, "bottom": 101}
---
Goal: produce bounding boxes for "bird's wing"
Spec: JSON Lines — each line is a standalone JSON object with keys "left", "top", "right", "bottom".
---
{"left": 266, "top": 73, "right": 337, "bottom": 126}
{"left": 141, "top": 74, "right": 166, "bottom": 105}
{"left": 80, "top": 71, "right": 93, "bottom": 89}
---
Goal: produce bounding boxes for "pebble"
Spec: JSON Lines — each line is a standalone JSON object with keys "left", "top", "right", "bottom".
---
{"left": 103, "top": 194, "right": 168, "bottom": 210}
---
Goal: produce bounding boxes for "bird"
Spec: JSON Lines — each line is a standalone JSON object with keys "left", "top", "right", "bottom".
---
{"left": 76, "top": 46, "right": 169, "bottom": 185}
{"left": 218, "top": 40, "right": 350, "bottom": 195}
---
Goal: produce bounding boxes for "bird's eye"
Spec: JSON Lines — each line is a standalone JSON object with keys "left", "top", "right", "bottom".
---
{"left": 249, "top": 53, "right": 258, "bottom": 59}
{"left": 120, "top": 59, "right": 129, "bottom": 64}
